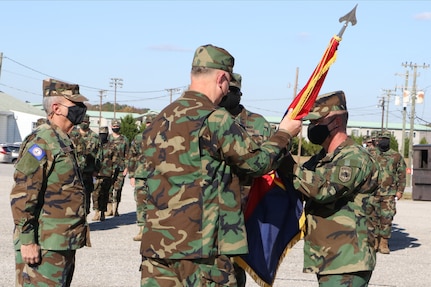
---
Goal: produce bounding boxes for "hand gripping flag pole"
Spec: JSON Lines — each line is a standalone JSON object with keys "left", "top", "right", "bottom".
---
{"left": 236, "top": 5, "right": 359, "bottom": 287}
{"left": 288, "top": 4, "right": 358, "bottom": 120}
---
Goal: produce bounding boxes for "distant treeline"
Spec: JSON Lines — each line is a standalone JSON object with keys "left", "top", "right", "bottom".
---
{"left": 87, "top": 102, "right": 150, "bottom": 114}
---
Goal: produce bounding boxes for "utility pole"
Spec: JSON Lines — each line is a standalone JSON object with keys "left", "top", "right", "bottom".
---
{"left": 0, "top": 52, "right": 3, "bottom": 80}
{"left": 110, "top": 78, "right": 123, "bottom": 119}
{"left": 400, "top": 71, "right": 409, "bottom": 157}
{"left": 381, "top": 88, "right": 396, "bottom": 130}
{"left": 378, "top": 96, "right": 385, "bottom": 134}
{"left": 166, "top": 88, "right": 181, "bottom": 103}
{"left": 292, "top": 67, "right": 302, "bottom": 163}
{"left": 402, "top": 62, "right": 429, "bottom": 186}
{"left": 98, "top": 90, "right": 107, "bottom": 130}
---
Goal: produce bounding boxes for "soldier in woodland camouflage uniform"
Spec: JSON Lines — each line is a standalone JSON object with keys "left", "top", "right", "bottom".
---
{"left": 92, "top": 126, "right": 116, "bottom": 221}
{"left": 373, "top": 131, "right": 406, "bottom": 254}
{"left": 70, "top": 114, "right": 99, "bottom": 214}
{"left": 279, "top": 91, "right": 380, "bottom": 287}
{"left": 106, "top": 119, "right": 129, "bottom": 217}
{"left": 128, "top": 115, "right": 154, "bottom": 241}
{"left": 35, "top": 117, "right": 47, "bottom": 128}
{"left": 219, "top": 73, "right": 274, "bottom": 287}
{"left": 134, "top": 44, "right": 302, "bottom": 286}
{"left": 10, "top": 78, "right": 91, "bottom": 286}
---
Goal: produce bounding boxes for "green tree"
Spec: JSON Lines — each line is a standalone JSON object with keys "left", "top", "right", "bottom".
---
{"left": 119, "top": 114, "right": 139, "bottom": 144}
{"left": 350, "top": 134, "right": 363, "bottom": 146}
{"left": 420, "top": 137, "right": 428, "bottom": 144}
{"left": 301, "top": 139, "right": 321, "bottom": 156}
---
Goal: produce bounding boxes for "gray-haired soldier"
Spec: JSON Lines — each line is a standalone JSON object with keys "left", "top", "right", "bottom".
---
{"left": 10, "top": 78, "right": 91, "bottom": 286}
{"left": 134, "top": 44, "right": 302, "bottom": 286}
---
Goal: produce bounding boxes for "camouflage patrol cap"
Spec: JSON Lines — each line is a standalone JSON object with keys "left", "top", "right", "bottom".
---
{"left": 99, "top": 126, "right": 108, "bottom": 133}
{"left": 36, "top": 118, "right": 47, "bottom": 127}
{"left": 111, "top": 119, "right": 121, "bottom": 127}
{"left": 146, "top": 115, "right": 154, "bottom": 123}
{"left": 43, "top": 78, "right": 88, "bottom": 102}
{"left": 304, "top": 90, "right": 347, "bottom": 120}
{"left": 192, "top": 44, "right": 238, "bottom": 84}
{"left": 380, "top": 131, "right": 391, "bottom": 139}
{"left": 82, "top": 114, "right": 90, "bottom": 122}
{"left": 229, "top": 73, "right": 242, "bottom": 90}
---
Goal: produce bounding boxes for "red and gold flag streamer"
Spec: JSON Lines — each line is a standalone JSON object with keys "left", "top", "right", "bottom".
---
{"left": 288, "top": 35, "right": 341, "bottom": 120}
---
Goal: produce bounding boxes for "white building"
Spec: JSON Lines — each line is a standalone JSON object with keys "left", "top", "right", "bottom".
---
{"left": 0, "top": 91, "right": 45, "bottom": 143}
{"left": 265, "top": 116, "right": 431, "bottom": 153}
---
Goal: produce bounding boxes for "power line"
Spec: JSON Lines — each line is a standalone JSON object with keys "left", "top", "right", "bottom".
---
{"left": 1, "top": 54, "right": 180, "bottom": 96}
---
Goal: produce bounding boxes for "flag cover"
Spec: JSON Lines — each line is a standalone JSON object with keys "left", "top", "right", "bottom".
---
{"left": 234, "top": 171, "right": 305, "bottom": 287}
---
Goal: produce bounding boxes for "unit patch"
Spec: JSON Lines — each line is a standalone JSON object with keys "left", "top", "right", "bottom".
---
{"left": 339, "top": 166, "right": 352, "bottom": 183}
{"left": 28, "top": 144, "right": 46, "bottom": 161}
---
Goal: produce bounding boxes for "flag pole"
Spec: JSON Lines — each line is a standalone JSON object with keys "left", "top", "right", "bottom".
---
{"left": 287, "top": 4, "right": 358, "bottom": 120}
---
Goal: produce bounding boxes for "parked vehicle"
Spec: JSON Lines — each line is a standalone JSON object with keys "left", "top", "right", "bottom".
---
{"left": 0, "top": 144, "right": 12, "bottom": 163}
{"left": 6, "top": 143, "right": 21, "bottom": 164}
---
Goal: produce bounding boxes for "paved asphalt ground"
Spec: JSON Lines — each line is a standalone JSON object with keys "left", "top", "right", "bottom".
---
{"left": 1, "top": 162, "right": 430, "bottom": 287}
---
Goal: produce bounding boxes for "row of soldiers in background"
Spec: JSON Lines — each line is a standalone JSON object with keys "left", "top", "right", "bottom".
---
{"left": 363, "top": 131, "right": 406, "bottom": 255}
{"left": 69, "top": 117, "right": 129, "bottom": 222}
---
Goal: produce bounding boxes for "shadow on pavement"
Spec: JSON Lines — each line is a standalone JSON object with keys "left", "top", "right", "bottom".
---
{"left": 89, "top": 211, "right": 137, "bottom": 231}
{"left": 390, "top": 223, "right": 420, "bottom": 251}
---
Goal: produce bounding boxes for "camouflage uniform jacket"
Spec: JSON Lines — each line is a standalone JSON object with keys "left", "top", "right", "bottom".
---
{"left": 127, "top": 133, "right": 143, "bottom": 178}
{"left": 107, "top": 133, "right": 129, "bottom": 171}
{"left": 70, "top": 128, "right": 99, "bottom": 174}
{"left": 95, "top": 140, "right": 116, "bottom": 178}
{"left": 134, "top": 91, "right": 292, "bottom": 259}
{"left": 375, "top": 149, "right": 406, "bottom": 196}
{"left": 233, "top": 106, "right": 274, "bottom": 194}
{"left": 10, "top": 122, "right": 90, "bottom": 250}
{"left": 291, "top": 137, "right": 379, "bottom": 274}
{"left": 235, "top": 105, "right": 274, "bottom": 145}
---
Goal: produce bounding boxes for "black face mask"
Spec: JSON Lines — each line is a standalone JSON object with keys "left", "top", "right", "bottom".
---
{"left": 99, "top": 133, "right": 108, "bottom": 144}
{"left": 66, "top": 102, "right": 87, "bottom": 125}
{"left": 220, "top": 92, "right": 241, "bottom": 110}
{"left": 377, "top": 138, "right": 390, "bottom": 152}
{"left": 307, "top": 117, "right": 336, "bottom": 145}
{"left": 112, "top": 127, "right": 120, "bottom": 133}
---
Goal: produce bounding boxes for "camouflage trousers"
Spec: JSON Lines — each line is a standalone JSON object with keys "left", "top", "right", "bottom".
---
{"left": 135, "top": 178, "right": 148, "bottom": 226}
{"left": 110, "top": 170, "right": 125, "bottom": 203}
{"left": 92, "top": 176, "right": 112, "bottom": 212}
{"left": 140, "top": 255, "right": 237, "bottom": 286}
{"left": 317, "top": 271, "right": 373, "bottom": 287}
{"left": 15, "top": 249, "right": 76, "bottom": 287}
{"left": 374, "top": 195, "right": 397, "bottom": 238}
{"left": 82, "top": 173, "right": 94, "bottom": 214}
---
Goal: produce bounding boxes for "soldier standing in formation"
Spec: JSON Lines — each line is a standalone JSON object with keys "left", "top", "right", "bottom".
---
{"left": 219, "top": 73, "right": 274, "bottom": 287}
{"left": 10, "top": 78, "right": 91, "bottom": 286}
{"left": 134, "top": 44, "right": 302, "bottom": 286}
{"left": 373, "top": 131, "right": 406, "bottom": 254}
{"left": 35, "top": 117, "right": 47, "bottom": 128}
{"left": 279, "top": 91, "right": 380, "bottom": 286}
{"left": 70, "top": 114, "right": 99, "bottom": 214}
{"left": 128, "top": 115, "right": 154, "bottom": 241}
{"left": 92, "top": 126, "right": 115, "bottom": 221}
{"left": 107, "top": 119, "right": 129, "bottom": 217}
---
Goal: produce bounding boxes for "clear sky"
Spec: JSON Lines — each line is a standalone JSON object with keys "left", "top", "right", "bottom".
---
{"left": 1, "top": 1, "right": 430, "bottom": 125}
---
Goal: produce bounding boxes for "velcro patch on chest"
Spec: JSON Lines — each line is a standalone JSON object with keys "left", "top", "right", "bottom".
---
{"left": 28, "top": 144, "right": 46, "bottom": 161}
{"left": 339, "top": 166, "right": 352, "bottom": 183}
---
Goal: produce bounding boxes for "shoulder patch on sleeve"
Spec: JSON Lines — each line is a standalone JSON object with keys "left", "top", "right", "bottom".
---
{"left": 339, "top": 166, "right": 352, "bottom": 183}
{"left": 28, "top": 144, "right": 46, "bottom": 161}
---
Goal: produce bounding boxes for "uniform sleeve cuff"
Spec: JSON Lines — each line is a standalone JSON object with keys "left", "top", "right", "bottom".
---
{"left": 20, "top": 231, "right": 36, "bottom": 245}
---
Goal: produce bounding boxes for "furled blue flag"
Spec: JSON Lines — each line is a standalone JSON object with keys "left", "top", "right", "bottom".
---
{"left": 234, "top": 171, "right": 305, "bottom": 287}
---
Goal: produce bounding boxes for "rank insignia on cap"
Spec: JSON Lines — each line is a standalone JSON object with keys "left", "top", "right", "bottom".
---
{"left": 339, "top": 166, "right": 352, "bottom": 183}
{"left": 28, "top": 144, "right": 46, "bottom": 161}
